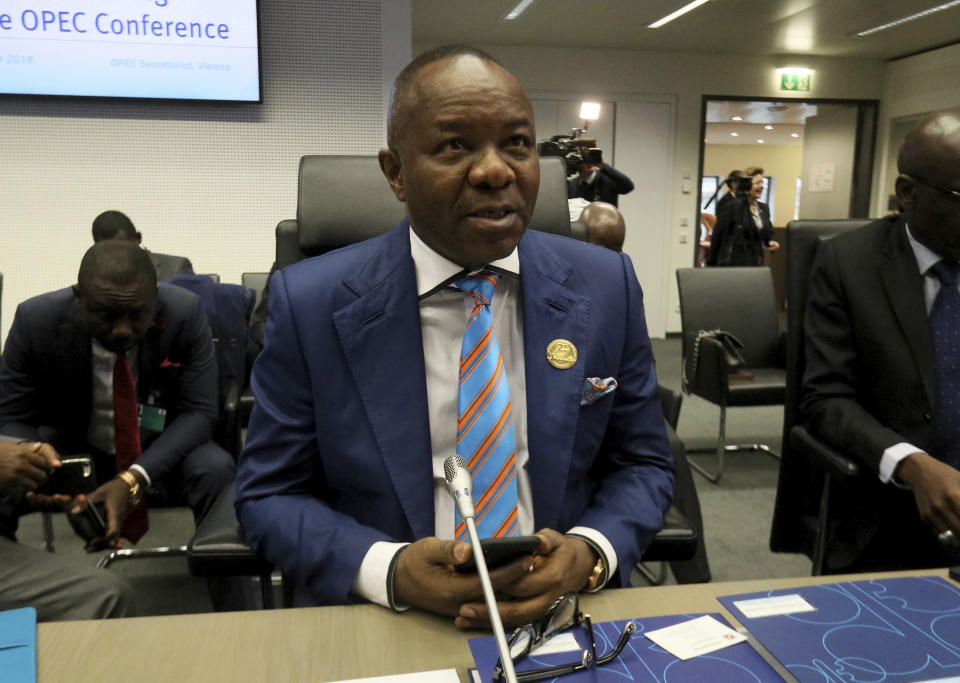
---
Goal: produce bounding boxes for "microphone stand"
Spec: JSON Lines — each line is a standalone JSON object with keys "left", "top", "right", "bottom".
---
{"left": 465, "top": 516, "right": 517, "bottom": 683}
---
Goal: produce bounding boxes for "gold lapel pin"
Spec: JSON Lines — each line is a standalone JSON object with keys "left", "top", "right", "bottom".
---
{"left": 546, "top": 339, "right": 578, "bottom": 370}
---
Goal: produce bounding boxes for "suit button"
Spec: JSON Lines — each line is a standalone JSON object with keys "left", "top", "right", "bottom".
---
{"left": 924, "top": 413, "right": 932, "bottom": 422}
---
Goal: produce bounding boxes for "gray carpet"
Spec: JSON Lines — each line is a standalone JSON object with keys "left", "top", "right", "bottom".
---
{"left": 16, "top": 336, "right": 810, "bottom": 616}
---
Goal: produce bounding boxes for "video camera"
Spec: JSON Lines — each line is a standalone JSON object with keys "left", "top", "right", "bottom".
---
{"left": 537, "top": 132, "right": 603, "bottom": 175}
{"left": 733, "top": 174, "right": 753, "bottom": 197}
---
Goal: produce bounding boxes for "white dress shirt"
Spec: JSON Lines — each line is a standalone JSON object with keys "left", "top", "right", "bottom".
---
{"left": 351, "top": 228, "right": 616, "bottom": 608}
{"left": 878, "top": 223, "right": 956, "bottom": 484}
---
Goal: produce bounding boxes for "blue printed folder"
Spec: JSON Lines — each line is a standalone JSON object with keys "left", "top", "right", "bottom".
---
{"left": 469, "top": 612, "right": 783, "bottom": 682}
{"left": 719, "top": 575, "right": 960, "bottom": 683}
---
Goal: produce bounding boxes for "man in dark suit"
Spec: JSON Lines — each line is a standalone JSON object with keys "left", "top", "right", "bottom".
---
{"left": 236, "top": 45, "right": 674, "bottom": 627}
{"left": 801, "top": 109, "right": 960, "bottom": 571}
{"left": 566, "top": 151, "right": 634, "bottom": 207}
{"left": 0, "top": 241, "right": 235, "bottom": 552}
{"left": 92, "top": 210, "right": 194, "bottom": 281}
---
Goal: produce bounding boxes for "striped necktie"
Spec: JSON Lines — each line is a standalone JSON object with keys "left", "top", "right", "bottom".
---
{"left": 928, "top": 259, "right": 960, "bottom": 469}
{"left": 453, "top": 272, "right": 518, "bottom": 540}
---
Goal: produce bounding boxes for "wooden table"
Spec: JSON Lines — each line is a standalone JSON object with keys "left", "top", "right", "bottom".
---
{"left": 37, "top": 568, "right": 950, "bottom": 682}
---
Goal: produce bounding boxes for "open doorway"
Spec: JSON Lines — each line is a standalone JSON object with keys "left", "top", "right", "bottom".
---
{"left": 694, "top": 96, "right": 878, "bottom": 306}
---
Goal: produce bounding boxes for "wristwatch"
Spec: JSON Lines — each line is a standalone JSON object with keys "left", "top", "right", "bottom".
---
{"left": 584, "top": 553, "right": 607, "bottom": 592}
{"left": 118, "top": 470, "right": 144, "bottom": 506}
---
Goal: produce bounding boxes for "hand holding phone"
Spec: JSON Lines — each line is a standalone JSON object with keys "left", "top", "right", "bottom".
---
{"left": 67, "top": 501, "right": 108, "bottom": 543}
{"left": 453, "top": 535, "right": 540, "bottom": 574}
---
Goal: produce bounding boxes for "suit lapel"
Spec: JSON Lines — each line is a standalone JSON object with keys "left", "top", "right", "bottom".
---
{"left": 879, "top": 218, "right": 936, "bottom": 402}
{"left": 333, "top": 225, "right": 434, "bottom": 539}
{"left": 519, "top": 232, "right": 591, "bottom": 531}
{"left": 59, "top": 299, "right": 93, "bottom": 405}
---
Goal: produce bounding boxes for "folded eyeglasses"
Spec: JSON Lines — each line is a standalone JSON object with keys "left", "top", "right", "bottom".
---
{"left": 493, "top": 593, "right": 636, "bottom": 682}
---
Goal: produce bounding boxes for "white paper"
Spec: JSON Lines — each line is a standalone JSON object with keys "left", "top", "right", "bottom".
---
{"left": 532, "top": 632, "right": 580, "bottom": 655}
{"left": 644, "top": 615, "right": 746, "bottom": 661}
{"left": 326, "top": 669, "right": 460, "bottom": 683}
{"left": 733, "top": 593, "right": 816, "bottom": 619}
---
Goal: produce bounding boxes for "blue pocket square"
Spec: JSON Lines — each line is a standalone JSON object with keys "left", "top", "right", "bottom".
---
{"left": 580, "top": 377, "right": 617, "bottom": 406}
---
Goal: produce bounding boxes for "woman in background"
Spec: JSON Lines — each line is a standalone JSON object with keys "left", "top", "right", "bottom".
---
{"left": 706, "top": 168, "right": 780, "bottom": 266}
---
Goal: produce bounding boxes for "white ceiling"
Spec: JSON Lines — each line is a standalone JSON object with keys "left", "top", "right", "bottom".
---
{"left": 413, "top": 0, "right": 960, "bottom": 60}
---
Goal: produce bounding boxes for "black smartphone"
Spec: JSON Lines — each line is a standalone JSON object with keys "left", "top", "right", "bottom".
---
{"left": 39, "top": 456, "right": 97, "bottom": 496}
{"left": 67, "top": 501, "right": 108, "bottom": 542}
{"left": 950, "top": 566, "right": 960, "bottom": 583}
{"left": 454, "top": 535, "right": 540, "bottom": 574}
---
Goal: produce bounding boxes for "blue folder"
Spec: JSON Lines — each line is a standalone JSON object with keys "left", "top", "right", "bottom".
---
{"left": 0, "top": 606, "right": 36, "bottom": 683}
{"left": 719, "top": 575, "right": 960, "bottom": 683}
{"left": 469, "top": 612, "right": 783, "bottom": 682}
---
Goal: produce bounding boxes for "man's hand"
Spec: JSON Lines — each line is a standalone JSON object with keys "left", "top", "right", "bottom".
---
{"left": 68, "top": 477, "right": 130, "bottom": 551}
{"left": 393, "top": 537, "right": 531, "bottom": 618}
{"left": 455, "top": 529, "right": 597, "bottom": 630}
{"left": 763, "top": 240, "right": 781, "bottom": 252}
{"left": 897, "top": 452, "right": 960, "bottom": 544}
{"left": 0, "top": 441, "right": 60, "bottom": 502}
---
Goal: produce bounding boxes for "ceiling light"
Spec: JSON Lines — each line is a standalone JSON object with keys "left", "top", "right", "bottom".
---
{"left": 648, "top": 0, "right": 711, "bottom": 28}
{"left": 731, "top": 115, "right": 743, "bottom": 121}
{"left": 856, "top": 0, "right": 960, "bottom": 36}
{"left": 764, "top": 125, "right": 774, "bottom": 130}
{"left": 579, "top": 102, "right": 601, "bottom": 121}
{"left": 503, "top": 0, "right": 536, "bottom": 21}
{"left": 730, "top": 132, "right": 738, "bottom": 137}
{"left": 791, "top": 133, "right": 800, "bottom": 138}
{"left": 757, "top": 139, "right": 765, "bottom": 144}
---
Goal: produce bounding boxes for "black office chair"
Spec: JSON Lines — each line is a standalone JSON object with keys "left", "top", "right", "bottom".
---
{"left": 676, "top": 266, "right": 786, "bottom": 483}
{"left": 769, "top": 219, "right": 872, "bottom": 575}
{"left": 636, "top": 385, "right": 707, "bottom": 585}
{"left": 274, "top": 154, "right": 574, "bottom": 269}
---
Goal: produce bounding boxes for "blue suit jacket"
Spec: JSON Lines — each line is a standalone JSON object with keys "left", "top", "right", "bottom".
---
{"left": 0, "top": 283, "right": 219, "bottom": 536}
{"left": 236, "top": 222, "right": 674, "bottom": 606}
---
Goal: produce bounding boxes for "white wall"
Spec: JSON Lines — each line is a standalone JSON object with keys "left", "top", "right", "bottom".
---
{"left": 417, "top": 42, "right": 885, "bottom": 334}
{"left": 872, "top": 43, "right": 960, "bottom": 217}
{"left": 799, "top": 106, "right": 858, "bottom": 219}
{"left": 0, "top": 0, "right": 411, "bottom": 347}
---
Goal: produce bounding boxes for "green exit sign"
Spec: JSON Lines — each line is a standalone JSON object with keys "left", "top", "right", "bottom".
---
{"left": 779, "top": 71, "right": 813, "bottom": 92}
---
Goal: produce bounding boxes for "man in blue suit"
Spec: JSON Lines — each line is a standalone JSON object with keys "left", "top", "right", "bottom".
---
{"left": 236, "top": 45, "right": 673, "bottom": 627}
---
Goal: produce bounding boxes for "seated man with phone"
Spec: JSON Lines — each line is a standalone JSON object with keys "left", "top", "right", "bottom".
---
{"left": 0, "top": 437, "right": 135, "bottom": 621}
{"left": 0, "top": 240, "right": 235, "bottom": 557}
{"left": 237, "top": 46, "right": 673, "bottom": 628}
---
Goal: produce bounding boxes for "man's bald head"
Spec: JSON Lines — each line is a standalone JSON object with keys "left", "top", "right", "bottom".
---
{"left": 75, "top": 241, "right": 158, "bottom": 352}
{"left": 895, "top": 109, "right": 960, "bottom": 260}
{"left": 581, "top": 202, "right": 626, "bottom": 252}
{"left": 77, "top": 240, "right": 156, "bottom": 293}
{"left": 386, "top": 44, "right": 503, "bottom": 154}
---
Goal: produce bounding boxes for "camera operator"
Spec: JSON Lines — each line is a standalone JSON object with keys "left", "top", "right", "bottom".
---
{"left": 705, "top": 167, "right": 779, "bottom": 267}
{"left": 567, "top": 148, "right": 634, "bottom": 207}
{"left": 715, "top": 169, "right": 744, "bottom": 216}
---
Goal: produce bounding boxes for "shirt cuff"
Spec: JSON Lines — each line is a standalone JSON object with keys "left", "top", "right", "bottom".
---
{"left": 351, "top": 540, "right": 409, "bottom": 610}
{"left": 128, "top": 464, "right": 152, "bottom": 487}
{"left": 566, "top": 526, "right": 617, "bottom": 592}
{"left": 879, "top": 442, "right": 924, "bottom": 488}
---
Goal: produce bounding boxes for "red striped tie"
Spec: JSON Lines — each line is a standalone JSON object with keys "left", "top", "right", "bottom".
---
{"left": 453, "top": 272, "right": 518, "bottom": 541}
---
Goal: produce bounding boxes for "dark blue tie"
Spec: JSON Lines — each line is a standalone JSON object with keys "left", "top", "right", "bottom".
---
{"left": 928, "top": 259, "right": 960, "bottom": 468}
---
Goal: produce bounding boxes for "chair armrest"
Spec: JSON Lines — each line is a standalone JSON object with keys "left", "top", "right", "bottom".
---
{"left": 688, "top": 336, "right": 728, "bottom": 404}
{"left": 186, "top": 487, "right": 273, "bottom": 578}
{"left": 789, "top": 425, "right": 859, "bottom": 479}
{"left": 643, "top": 506, "right": 697, "bottom": 562}
{"left": 216, "top": 380, "right": 242, "bottom": 457}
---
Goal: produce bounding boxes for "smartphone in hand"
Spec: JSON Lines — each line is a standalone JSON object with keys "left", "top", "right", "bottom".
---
{"left": 454, "top": 535, "right": 540, "bottom": 573}
{"left": 67, "top": 501, "right": 108, "bottom": 542}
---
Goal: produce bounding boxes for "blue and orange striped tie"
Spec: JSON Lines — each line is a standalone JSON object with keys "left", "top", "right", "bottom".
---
{"left": 454, "top": 272, "right": 519, "bottom": 540}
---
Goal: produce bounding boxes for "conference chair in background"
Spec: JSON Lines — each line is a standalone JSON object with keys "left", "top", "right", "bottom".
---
{"left": 769, "top": 219, "right": 871, "bottom": 576}
{"left": 676, "top": 266, "right": 786, "bottom": 483}
{"left": 240, "top": 272, "right": 269, "bottom": 427}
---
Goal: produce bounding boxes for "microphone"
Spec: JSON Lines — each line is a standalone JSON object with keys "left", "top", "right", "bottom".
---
{"left": 442, "top": 455, "right": 518, "bottom": 683}
{"left": 443, "top": 454, "right": 475, "bottom": 519}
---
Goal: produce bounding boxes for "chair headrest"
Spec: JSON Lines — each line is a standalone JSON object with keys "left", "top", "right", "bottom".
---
{"left": 296, "top": 155, "right": 574, "bottom": 256}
